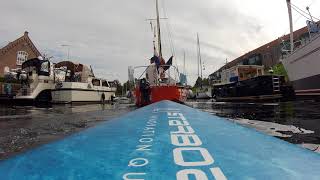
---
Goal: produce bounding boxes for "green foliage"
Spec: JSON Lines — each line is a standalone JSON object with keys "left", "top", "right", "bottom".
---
{"left": 115, "top": 80, "right": 134, "bottom": 96}
{"left": 271, "top": 63, "right": 289, "bottom": 81}
{"left": 193, "top": 77, "right": 209, "bottom": 89}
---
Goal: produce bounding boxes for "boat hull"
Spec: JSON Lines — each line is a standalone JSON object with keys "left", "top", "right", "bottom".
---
{"left": 213, "top": 75, "right": 285, "bottom": 102}
{"left": 9, "top": 82, "right": 54, "bottom": 105}
{"left": 52, "top": 89, "right": 115, "bottom": 104}
{"left": 52, "top": 82, "right": 115, "bottom": 104}
{"left": 282, "top": 34, "right": 320, "bottom": 96}
{"left": 291, "top": 74, "right": 320, "bottom": 96}
{"left": 195, "top": 87, "right": 212, "bottom": 99}
{"left": 134, "top": 85, "right": 187, "bottom": 106}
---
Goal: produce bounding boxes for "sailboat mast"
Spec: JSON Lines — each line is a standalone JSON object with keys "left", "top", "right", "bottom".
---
{"left": 197, "top": 33, "right": 203, "bottom": 79}
{"left": 197, "top": 34, "right": 199, "bottom": 78}
{"left": 183, "top": 51, "right": 186, "bottom": 74}
{"left": 156, "top": 0, "right": 162, "bottom": 58}
{"left": 286, "top": 0, "right": 294, "bottom": 53}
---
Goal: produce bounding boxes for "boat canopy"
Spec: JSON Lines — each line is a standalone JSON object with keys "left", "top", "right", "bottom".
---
{"left": 21, "top": 58, "right": 51, "bottom": 76}
{"left": 55, "top": 61, "right": 84, "bottom": 73}
{"left": 54, "top": 61, "right": 94, "bottom": 82}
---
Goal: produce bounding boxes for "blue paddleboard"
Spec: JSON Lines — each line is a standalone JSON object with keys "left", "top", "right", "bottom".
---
{"left": 0, "top": 100, "right": 319, "bottom": 179}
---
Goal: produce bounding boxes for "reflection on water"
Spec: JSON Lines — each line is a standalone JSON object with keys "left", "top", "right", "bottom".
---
{"left": 0, "top": 103, "right": 132, "bottom": 117}
{"left": 1, "top": 100, "right": 319, "bottom": 157}
{"left": 186, "top": 100, "right": 320, "bottom": 153}
{"left": 0, "top": 103, "right": 136, "bottom": 159}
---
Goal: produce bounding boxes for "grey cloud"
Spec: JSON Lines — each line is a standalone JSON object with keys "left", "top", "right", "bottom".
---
{"left": 0, "top": 0, "right": 279, "bottom": 85}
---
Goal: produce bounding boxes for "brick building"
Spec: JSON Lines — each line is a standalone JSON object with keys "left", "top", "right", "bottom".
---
{"left": 209, "top": 23, "right": 318, "bottom": 82}
{"left": 0, "top": 31, "right": 41, "bottom": 77}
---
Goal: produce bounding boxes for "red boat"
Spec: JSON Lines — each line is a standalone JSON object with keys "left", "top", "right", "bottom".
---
{"left": 133, "top": 0, "right": 187, "bottom": 107}
{"left": 134, "top": 65, "right": 188, "bottom": 107}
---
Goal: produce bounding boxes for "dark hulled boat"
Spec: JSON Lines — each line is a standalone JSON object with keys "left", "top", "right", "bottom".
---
{"left": 213, "top": 65, "right": 288, "bottom": 101}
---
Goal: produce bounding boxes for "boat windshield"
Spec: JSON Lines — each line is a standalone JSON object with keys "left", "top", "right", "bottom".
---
{"left": 21, "top": 58, "right": 51, "bottom": 76}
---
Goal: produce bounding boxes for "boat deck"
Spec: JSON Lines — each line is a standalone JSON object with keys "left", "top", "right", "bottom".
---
{"left": 0, "top": 101, "right": 319, "bottom": 179}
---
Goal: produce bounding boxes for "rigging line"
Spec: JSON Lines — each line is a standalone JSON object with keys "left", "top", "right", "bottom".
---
{"left": 292, "top": 0, "right": 315, "bottom": 24}
{"left": 295, "top": 3, "right": 320, "bottom": 21}
{"left": 307, "top": 0, "right": 320, "bottom": 20}
{"left": 161, "top": 0, "right": 173, "bottom": 52}
{"left": 167, "top": 21, "right": 176, "bottom": 56}
{"left": 164, "top": 19, "right": 175, "bottom": 58}
{"left": 291, "top": 5, "right": 312, "bottom": 21}
{"left": 167, "top": 23, "right": 175, "bottom": 56}
{"left": 168, "top": 22, "right": 176, "bottom": 56}
{"left": 161, "top": 0, "right": 178, "bottom": 72}
{"left": 290, "top": 2, "right": 320, "bottom": 21}
{"left": 161, "top": 0, "right": 176, "bottom": 57}
{"left": 281, "top": 0, "right": 317, "bottom": 38}
{"left": 164, "top": 18, "right": 175, "bottom": 56}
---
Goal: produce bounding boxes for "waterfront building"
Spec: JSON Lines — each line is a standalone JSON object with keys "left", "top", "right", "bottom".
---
{"left": 209, "top": 22, "right": 319, "bottom": 83}
{"left": 0, "top": 31, "right": 41, "bottom": 77}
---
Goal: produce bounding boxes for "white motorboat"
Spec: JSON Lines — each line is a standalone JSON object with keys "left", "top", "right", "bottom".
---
{"left": 195, "top": 86, "right": 212, "bottom": 99}
{"left": 13, "top": 57, "right": 55, "bottom": 104}
{"left": 51, "top": 61, "right": 116, "bottom": 104}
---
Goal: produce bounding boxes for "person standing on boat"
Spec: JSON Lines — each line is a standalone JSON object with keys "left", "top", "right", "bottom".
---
{"left": 146, "top": 56, "right": 158, "bottom": 85}
{"left": 139, "top": 78, "right": 150, "bottom": 104}
{"left": 159, "top": 57, "right": 166, "bottom": 80}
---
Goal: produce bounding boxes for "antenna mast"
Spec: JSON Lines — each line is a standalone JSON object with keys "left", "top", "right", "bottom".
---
{"left": 156, "top": 0, "right": 162, "bottom": 58}
{"left": 183, "top": 51, "right": 186, "bottom": 74}
{"left": 306, "top": 6, "right": 314, "bottom": 23}
{"left": 197, "top": 33, "right": 203, "bottom": 79}
{"left": 197, "top": 34, "right": 199, "bottom": 78}
{"left": 286, "top": 0, "right": 294, "bottom": 53}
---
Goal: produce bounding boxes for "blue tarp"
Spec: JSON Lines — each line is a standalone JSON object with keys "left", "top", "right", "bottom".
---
{"left": 0, "top": 101, "right": 319, "bottom": 179}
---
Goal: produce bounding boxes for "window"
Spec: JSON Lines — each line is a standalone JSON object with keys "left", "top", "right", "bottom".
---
{"left": 40, "top": 61, "right": 49, "bottom": 72}
{"left": 248, "top": 55, "right": 262, "bottom": 65}
{"left": 92, "top": 79, "right": 101, "bottom": 86}
{"left": 16, "top": 51, "right": 28, "bottom": 65}
{"left": 102, "top": 80, "right": 109, "bottom": 87}
{"left": 108, "top": 81, "right": 116, "bottom": 87}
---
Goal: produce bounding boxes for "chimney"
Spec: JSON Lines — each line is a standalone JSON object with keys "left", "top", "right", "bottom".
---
{"left": 24, "top": 31, "right": 29, "bottom": 36}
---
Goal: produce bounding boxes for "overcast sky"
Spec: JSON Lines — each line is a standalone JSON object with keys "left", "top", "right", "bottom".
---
{"left": 1, "top": 0, "right": 319, "bottom": 84}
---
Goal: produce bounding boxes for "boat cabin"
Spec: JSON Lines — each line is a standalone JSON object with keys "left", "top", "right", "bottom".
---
{"left": 18, "top": 58, "right": 54, "bottom": 95}
{"left": 221, "top": 65, "right": 264, "bottom": 84}
{"left": 91, "top": 78, "right": 111, "bottom": 88}
{"left": 54, "top": 61, "right": 94, "bottom": 83}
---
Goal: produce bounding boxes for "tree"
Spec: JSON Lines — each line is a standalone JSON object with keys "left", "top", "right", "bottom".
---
{"left": 271, "top": 62, "right": 289, "bottom": 82}
{"left": 193, "top": 77, "right": 209, "bottom": 88}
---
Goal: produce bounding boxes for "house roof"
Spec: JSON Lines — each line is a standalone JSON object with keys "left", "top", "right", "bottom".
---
{"left": 0, "top": 31, "right": 41, "bottom": 57}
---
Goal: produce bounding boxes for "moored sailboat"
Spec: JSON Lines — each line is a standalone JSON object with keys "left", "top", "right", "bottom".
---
{"left": 282, "top": 0, "right": 320, "bottom": 96}
{"left": 195, "top": 33, "right": 212, "bottom": 99}
{"left": 133, "top": 0, "right": 187, "bottom": 106}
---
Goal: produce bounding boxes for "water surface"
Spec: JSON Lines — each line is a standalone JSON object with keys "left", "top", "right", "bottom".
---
{"left": 186, "top": 99, "right": 320, "bottom": 153}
